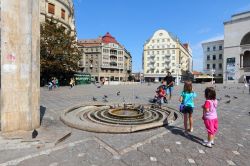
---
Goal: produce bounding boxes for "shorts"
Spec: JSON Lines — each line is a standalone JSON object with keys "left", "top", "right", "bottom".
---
{"left": 203, "top": 118, "right": 218, "bottom": 135}
{"left": 166, "top": 87, "right": 173, "bottom": 94}
{"left": 182, "top": 106, "right": 193, "bottom": 114}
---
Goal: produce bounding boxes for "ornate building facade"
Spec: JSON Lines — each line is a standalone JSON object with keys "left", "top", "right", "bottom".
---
{"left": 78, "top": 32, "right": 132, "bottom": 82}
{"left": 143, "top": 29, "right": 192, "bottom": 82}
{"left": 40, "top": 0, "right": 76, "bottom": 35}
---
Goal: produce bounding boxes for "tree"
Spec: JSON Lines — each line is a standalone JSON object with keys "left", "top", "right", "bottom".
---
{"left": 40, "top": 18, "right": 81, "bottom": 86}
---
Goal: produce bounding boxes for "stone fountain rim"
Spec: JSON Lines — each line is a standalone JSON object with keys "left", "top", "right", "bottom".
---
{"left": 60, "top": 103, "right": 182, "bottom": 133}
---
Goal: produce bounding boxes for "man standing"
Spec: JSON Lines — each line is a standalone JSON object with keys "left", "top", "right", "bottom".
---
{"left": 164, "top": 72, "right": 174, "bottom": 100}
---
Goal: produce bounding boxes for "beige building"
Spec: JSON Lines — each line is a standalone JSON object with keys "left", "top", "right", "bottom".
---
{"left": 224, "top": 11, "right": 250, "bottom": 83}
{"left": 78, "top": 32, "right": 132, "bottom": 82}
{"left": 143, "top": 29, "right": 192, "bottom": 82}
{"left": 202, "top": 40, "right": 224, "bottom": 82}
{"left": 40, "top": 0, "right": 76, "bottom": 35}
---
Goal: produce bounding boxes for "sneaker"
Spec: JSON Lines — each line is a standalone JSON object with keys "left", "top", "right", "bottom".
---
{"left": 189, "top": 128, "right": 193, "bottom": 132}
{"left": 203, "top": 142, "right": 212, "bottom": 148}
{"left": 203, "top": 140, "right": 214, "bottom": 145}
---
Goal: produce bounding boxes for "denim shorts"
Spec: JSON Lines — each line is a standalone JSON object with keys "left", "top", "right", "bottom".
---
{"left": 182, "top": 106, "right": 193, "bottom": 114}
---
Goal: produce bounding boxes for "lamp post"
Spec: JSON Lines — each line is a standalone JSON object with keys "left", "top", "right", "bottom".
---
{"left": 176, "top": 64, "right": 180, "bottom": 85}
{"left": 211, "top": 68, "right": 215, "bottom": 84}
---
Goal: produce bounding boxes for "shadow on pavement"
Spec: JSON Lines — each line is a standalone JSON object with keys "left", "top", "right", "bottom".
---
{"left": 40, "top": 105, "right": 46, "bottom": 125}
{"left": 165, "top": 125, "right": 203, "bottom": 145}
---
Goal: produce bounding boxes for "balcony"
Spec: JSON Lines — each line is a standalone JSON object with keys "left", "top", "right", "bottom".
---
{"left": 78, "top": 60, "right": 85, "bottom": 67}
{"left": 165, "top": 59, "right": 170, "bottom": 63}
{"left": 150, "top": 55, "right": 155, "bottom": 58}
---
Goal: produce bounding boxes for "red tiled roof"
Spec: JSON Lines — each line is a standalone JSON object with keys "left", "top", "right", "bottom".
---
{"left": 102, "top": 32, "right": 118, "bottom": 44}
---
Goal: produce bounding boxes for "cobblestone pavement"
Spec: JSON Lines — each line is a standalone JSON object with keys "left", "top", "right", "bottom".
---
{"left": 0, "top": 83, "right": 249, "bottom": 166}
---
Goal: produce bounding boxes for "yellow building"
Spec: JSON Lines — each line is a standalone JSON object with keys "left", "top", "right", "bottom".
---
{"left": 143, "top": 29, "right": 192, "bottom": 82}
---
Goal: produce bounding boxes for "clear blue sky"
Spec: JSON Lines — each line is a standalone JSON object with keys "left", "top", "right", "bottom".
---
{"left": 73, "top": 0, "right": 250, "bottom": 72}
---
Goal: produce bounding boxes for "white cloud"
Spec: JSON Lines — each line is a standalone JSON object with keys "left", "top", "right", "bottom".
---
{"left": 200, "top": 34, "right": 224, "bottom": 44}
{"left": 197, "top": 28, "right": 211, "bottom": 34}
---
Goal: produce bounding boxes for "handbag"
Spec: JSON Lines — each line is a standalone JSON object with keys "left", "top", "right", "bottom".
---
{"left": 179, "top": 103, "right": 185, "bottom": 112}
{"left": 179, "top": 93, "right": 194, "bottom": 113}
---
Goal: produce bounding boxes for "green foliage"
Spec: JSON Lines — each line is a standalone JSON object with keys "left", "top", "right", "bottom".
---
{"left": 40, "top": 17, "right": 81, "bottom": 85}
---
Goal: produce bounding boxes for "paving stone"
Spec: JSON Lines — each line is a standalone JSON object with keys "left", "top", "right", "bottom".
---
{"left": 1, "top": 84, "right": 250, "bottom": 166}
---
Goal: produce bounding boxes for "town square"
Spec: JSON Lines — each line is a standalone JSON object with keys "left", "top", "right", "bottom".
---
{"left": 0, "top": 0, "right": 250, "bottom": 165}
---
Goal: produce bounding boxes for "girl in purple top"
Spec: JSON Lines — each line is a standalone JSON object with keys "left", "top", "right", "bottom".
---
{"left": 202, "top": 87, "right": 218, "bottom": 148}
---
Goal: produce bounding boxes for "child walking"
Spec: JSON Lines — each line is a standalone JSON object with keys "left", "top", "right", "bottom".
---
{"left": 202, "top": 87, "right": 218, "bottom": 148}
{"left": 179, "top": 81, "right": 197, "bottom": 135}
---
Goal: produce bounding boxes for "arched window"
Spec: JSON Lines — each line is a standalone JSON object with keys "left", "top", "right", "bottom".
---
{"left": 241, "top": 32, "right": 250, "bottom": 45}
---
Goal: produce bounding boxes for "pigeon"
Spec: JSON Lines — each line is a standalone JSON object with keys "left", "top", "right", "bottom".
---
{"left": 225, "top": 95, "right": 230, "bottom": 98}
{"left": 104, "top": 95, "right": 108, "bottom": 98}
{"left": 223, "top": 86, "right": 227, "bottom": 89}
{"left": 217, "top": 97, "right": 222, "bottom": 101}
{"left": 117, "top": 91, "right": 120, "bottom": 96}
{"left": 103, "top": 98, "right": 108, "bottom": 102}
{"left": 32, "top": 129, "right": 38, "bottom": 139}
{"left": 225, "top": 100, "right": 231, "bottom": 104}
{"left": 138, "top": 105, "right": 145, "bottom": 114}
{"left": 233, "top": 96, "right": 238, "bottom": 99}
{"left": 97, "top": 86, "right": 101, "bottom": 88}
{"left": 92, "top": 97, "right": 97, "bottom": 101}
{"left": 135, "top": 96, "right": 139, "bottom": 99}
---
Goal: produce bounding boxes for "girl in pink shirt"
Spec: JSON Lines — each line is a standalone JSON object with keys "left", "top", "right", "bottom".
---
{"left": 202, "top": 87, "right": 218, "bottom": 148}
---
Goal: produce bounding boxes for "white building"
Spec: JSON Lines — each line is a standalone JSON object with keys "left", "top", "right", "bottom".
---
{"left": 143, "top": 29, "right": 192, "bottom": 82}
{"left": 224, "top": 11, "right": 250, "bottom": 83}
{"left": 202, "top": 40, "right": 224, "bottom": 82}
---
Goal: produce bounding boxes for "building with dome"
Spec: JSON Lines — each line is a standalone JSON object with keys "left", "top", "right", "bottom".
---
{"left": 40, "top": 0, "right": 76, "bottom": 35}
{"left": 224, "top": 11, "right": 250, "bottom": 83}
{"left": 78, "top": 32, "right": 132, "bottom": 82}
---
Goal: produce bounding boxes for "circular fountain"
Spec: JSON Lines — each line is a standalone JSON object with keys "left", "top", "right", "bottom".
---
{"left": 61, "top": 104, "right": 179, "bottom": 133}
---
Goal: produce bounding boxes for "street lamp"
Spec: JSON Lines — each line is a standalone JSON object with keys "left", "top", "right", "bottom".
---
{"left": 176, "top": 64, "right": 180, "bottom": 85}
{"left": 211, "top": 68, "right": 215, "bottom": 84}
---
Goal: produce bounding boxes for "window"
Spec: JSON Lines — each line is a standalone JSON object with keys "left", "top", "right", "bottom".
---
{"left": 207, "top": 47, "right": 210, "bottom": 52}
{"left": 61, "top": 9, "right": 65, "bottom": 19}
{"left": 162, "top": 57, "right": 164, "bottom": 60}
{"left": 219, "top": 63, "right": 222, "bottom": 69}
{"left": 172, "top": 50, "right": 175, "bottom": 54}
{"left": 157, "top": 57, "right": 159, "bottom": 61}
{"left": 213, "top": 64, "right": 216, "bottom": 69}
{"left": 219, "top": 54, "right": 222, "bottom": 60}
{"left": 207, "top": 55, "right": 210, "bottom": 60}
{"left": 48, "top": 3, "right": 55, "bottom": 14}
{"left": 152, "top": 40, "right": 155, "bottom": 43}
{"left": 172, "top": 56, "right": 175, "bottom": 60}
{"left": 172, "top": 63, "right": 175, "bottom": 66}
{"left": 207, "top": 64, "right": 210, "bottom": 69}
{"left": 157, "top": 63, "right": 159, "bottom": 67}
{"left": 157, "top": 40, "right": 160, "bottom": 43}
{"left": 162, "top": 39, "right": 165, "bottom": 42}
{"left": 172, "top": 45, "right": 175, "bottom": 48}
{"left": 219, "top": 45, "right": 222, "bottom": 50}
{"left": 213, "top": 46, "right": 216, "bottom": 51}
{"left": 213, "top": 55, "right": 216, "bottom": 60}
